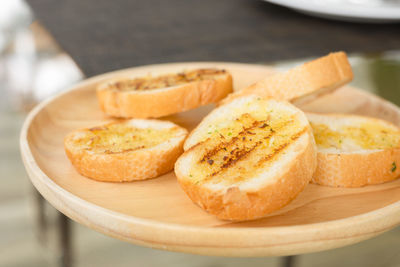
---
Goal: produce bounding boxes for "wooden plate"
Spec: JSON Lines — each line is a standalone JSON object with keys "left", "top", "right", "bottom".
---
{"left": 20, "top": 62, "right": 400, "bottom": 257}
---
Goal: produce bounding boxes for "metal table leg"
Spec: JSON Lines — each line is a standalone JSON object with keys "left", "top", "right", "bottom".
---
{"left": 34, "top": 188, "right": 73, "bottom": 267}
{"left": 58, "top": 213, "right": 72, "bottom": 267}
{"left": 34, "top": 189, "right": 47, "bottom": 243}
{"left": 282, "top": 255, "right": 296, "bottom": 267}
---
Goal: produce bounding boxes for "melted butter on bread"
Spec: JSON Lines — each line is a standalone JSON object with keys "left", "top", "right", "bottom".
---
{"left": 187, "top": 102, "right": 306, "bottom": 185}
{"left": 311, "top": 120, "right": 400, "bottom": 151}
{"left": 71, "top": 122, "right": 180, "bottom": 154}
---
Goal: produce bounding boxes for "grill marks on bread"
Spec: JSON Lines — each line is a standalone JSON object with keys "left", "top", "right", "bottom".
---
{"left": 174, "top": 96, "right": 317, "bottom": 220}
{"left": 192, "top": 113, "right": 306, "bottom": 184}
{"left": 200, "top": 114, "right": 270, "bottom": 164}
{"left": 254, "top": 127, "right": 307, "bottom": 168}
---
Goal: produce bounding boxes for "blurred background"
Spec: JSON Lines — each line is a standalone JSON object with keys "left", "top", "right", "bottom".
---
{"left": 1, "top": 0, "right": 400, "bottom": 267}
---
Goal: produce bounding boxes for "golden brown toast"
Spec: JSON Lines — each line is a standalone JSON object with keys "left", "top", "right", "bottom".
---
{"left": 308, "top": 113, "right": 400, "bottom": 187}
{"left": 97, "top": 68, "right": 233, "bottom": 118}
{"left": 64, "top": 119, "right": 188, "bottom": 182}
{"left": 175, "top": 95, "right": 317, "bottom": 221}
{"left": 220, "top": 52, "right": 353, "bottom": 105}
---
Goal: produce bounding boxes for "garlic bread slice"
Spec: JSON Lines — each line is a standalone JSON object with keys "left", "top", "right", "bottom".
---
{"left": 65, "top": 119, "right": 187, "bottom": 182}
{"left": 175, "top": 95, "right": 317, "bottom": 221}
{"left": 97, "top": 68, "right": 233, "bottom": 118}
{"left": 221, "top": 52, "right": 353, "bottom": 106}
{"left": 308, "top": 113, "right": 400, "bottom": 187}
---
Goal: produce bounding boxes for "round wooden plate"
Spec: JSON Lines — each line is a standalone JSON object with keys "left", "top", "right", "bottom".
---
{"left": 21, "top": 62, "right": 400, "bottom": 257}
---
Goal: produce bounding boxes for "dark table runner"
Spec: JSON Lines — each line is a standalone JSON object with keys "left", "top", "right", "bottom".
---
{"left": 28, "top": 0, "right": 400, "bottom": 77}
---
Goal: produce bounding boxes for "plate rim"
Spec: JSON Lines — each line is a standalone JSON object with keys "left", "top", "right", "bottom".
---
{"left": 264, "top": 0, "right": 400, "bottom": 20}
{"left": 20, "top": 61, "right": 400, "bottom": 256}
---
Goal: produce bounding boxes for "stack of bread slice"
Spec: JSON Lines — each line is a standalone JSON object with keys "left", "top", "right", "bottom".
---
{"left": 64, "top": 51, "right": 400, "bottom": 221}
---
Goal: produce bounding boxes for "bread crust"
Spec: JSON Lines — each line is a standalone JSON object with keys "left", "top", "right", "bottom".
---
{"left": 220, "top": 52, "right": 353, "bottom": 105}
{"left": 64, "top": 120, "right": 187, "bottom": 182}
{"left": 313, "top": 149, "right": 400, "bottom": 187}
{"left": 97, "top": 72, "right": 233, "bottom": 118}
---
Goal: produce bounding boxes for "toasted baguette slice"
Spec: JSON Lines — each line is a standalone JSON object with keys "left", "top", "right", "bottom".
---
{"left": 64, "top": 119, "right": 188, "bottom": 182}
{"left": 175, "top": 95, "right": 317, "bottom": 221}
{"left": 97, "top": 68, "right": 233, "bottom": 118}
{"left": 220, "top": 52, "right": 353, "bottom": 106}
{"left": 308, "top": 113, "right": 400, "bottom": 187}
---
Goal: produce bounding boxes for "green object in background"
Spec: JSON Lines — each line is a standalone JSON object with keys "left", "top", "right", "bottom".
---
{"left": 370, "top": 56, "right": 400, "bottom": 107}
